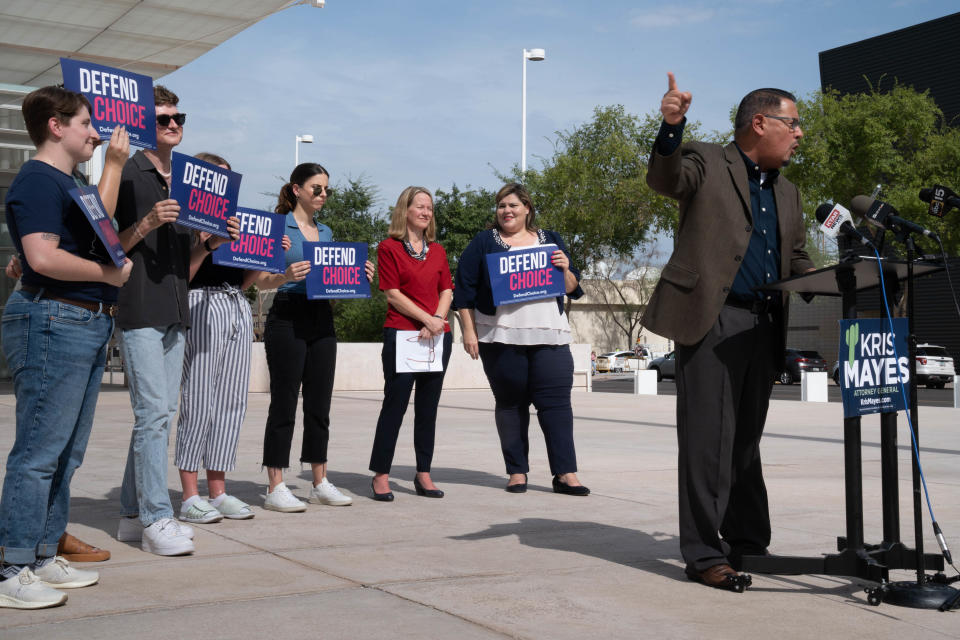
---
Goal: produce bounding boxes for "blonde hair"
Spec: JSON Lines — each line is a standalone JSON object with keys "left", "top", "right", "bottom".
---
{"left": 388, "top": 186, "right": 435, "bottom": 242}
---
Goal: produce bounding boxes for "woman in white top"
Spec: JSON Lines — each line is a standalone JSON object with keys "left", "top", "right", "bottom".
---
{"left": 453, "top": 183, "right": 589, "bottom": 496}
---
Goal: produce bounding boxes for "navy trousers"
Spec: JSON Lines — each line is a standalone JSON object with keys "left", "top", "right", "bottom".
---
{"left": 369, "top": 329, "right": 453, "bottom": 473}
{"left": 478, "top": 342, "right": 577, "bottom": 476}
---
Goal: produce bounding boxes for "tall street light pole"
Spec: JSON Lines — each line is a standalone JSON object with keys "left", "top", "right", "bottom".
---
{"left": 295, "top": 133, "right": 314, "bottom": 166}
{"left": 521, "top": 48, "right": 545, "bottom": 174}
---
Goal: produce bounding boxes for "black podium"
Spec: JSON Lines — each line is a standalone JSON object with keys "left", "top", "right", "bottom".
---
{"left": 739, "top": 256, "right": 944, "bottom": 581}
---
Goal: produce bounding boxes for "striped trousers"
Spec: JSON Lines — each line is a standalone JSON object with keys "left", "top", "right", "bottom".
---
{"left": 175, "top": 286, "right": 252, "bottom": 472}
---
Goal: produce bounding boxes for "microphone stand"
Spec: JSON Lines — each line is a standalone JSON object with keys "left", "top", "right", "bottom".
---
{"left": 868, "top": 233, "right": 960, "bottom": 608}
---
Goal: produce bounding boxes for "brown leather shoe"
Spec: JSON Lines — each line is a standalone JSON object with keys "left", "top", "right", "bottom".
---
{"left": 57, "top": 532, "right": 111, "bottom": 562}
{"left": 686, "top": 563, "right": 752, "bottom": 592}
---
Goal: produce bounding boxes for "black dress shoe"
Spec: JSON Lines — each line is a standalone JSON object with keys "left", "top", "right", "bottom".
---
{"left": 552, "top": 475, "right": 590, "bottom": 496}
{"left": 371, "top": 478, "right": 394, "bottom": 502}
{"left": 505, "top": 474, "right": 527, "bottom": 493}
{"left": 414, "top": 477, "right": 444, "bottom": 498}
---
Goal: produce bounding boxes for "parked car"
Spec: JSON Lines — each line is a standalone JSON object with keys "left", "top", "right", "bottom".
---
{"left": 780, "top": 349, "right": 828, "bottom": 385}
{"left": 915, "top": 344, "right": 955, "bottom": 388}
{"left": 596, "top": 351, "right": 629, "bottom": 373}
{"left": 648, "top": 351, "right": 676, "bottom": 382}
{"left": 832, "top": 344, "right": 955, "bottom": 389}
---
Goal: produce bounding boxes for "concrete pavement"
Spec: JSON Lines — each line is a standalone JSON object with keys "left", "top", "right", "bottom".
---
{"left": 1, "top": 386, "right": 959, "bottom": 638}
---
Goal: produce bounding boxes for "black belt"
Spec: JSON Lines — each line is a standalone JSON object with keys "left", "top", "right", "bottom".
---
{"left": 20, "top": 285, "right": 119, "bottom": 317}
{"left": 724, "top": 296, "right": 779, "bottom": 314}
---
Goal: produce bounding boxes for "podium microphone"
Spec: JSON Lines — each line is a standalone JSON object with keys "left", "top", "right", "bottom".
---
{"left": 919, "top": 185, "right": 960, "bottom": 218}
{"left": 850, "top": 195, "right": 940, "bottom": 242}
{"left": 815, "top": 202, "right": 874, "bottom": 248}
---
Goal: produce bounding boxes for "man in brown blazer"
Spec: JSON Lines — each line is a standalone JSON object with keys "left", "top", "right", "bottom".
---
{"left": 643, "top": 73, "right": 814, "bottom": 591}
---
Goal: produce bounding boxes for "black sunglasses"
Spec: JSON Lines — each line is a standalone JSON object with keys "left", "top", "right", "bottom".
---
{"left": 156, "top": 113, "right": 187, "bottom": 127}
{"left": 311, "top": 185, "right": 333, "bottom": 197}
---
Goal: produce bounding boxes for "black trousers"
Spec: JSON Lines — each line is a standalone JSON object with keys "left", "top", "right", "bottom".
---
{"left": 675, "top": 304, "right": 780, "bottom": 572}
{"left": 368, "top": 328, "right": 453, "bottom": 474}
{"left": 478, "top": 342, "right": 576, "bottom": 476}
{"left": 262, "top": 293, "right": 336, "bottom": 468}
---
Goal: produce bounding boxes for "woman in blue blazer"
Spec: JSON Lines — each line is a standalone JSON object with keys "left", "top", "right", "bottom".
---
{"left": 454, "top": 183, "right": 589, "bottom": 496}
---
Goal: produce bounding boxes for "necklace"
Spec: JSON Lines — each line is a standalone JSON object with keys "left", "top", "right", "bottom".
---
{"left": 403, "top": 236, "right": 428, "bottom": 261}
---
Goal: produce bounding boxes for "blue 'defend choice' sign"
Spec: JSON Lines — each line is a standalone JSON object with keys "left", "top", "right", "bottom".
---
{"left": 69, "top": 186, "right": 127, "bottom": 268}
{"left": 486, "top": 243, "right": 565, "bottom": 306}
{"left": 60, "top": 58, "right": 156, "bottom": 149}
{"left": 304, "top": 241, "right": 370, "bottom": 299}
{"left": 838, "top": 318, "right": 909, "bottom": 417}
{"left": 212, "top": 208, "right": 285, "bottom": 273}
{"left": 169, "top": 152, "right": 241, "bottom": 239}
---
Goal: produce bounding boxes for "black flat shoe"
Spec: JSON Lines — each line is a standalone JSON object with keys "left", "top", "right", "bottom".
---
{"left": 414, "top": 477, "right": 444, "bottom": 498}
{"left": 552, "top": 475, "right": 590, "bottom": 496}
{"left": 371, "top": 478, "right": 394, "bottom": 502}
{"left": 505, "top": 473, "right": 527, "bottom": 493}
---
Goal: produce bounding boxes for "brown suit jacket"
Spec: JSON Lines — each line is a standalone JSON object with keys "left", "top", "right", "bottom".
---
{"left": 642, "top": 140, "right": 814, "bottom": 347}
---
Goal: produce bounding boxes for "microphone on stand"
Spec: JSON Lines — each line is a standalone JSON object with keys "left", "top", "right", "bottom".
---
{"left": 850, "top": 195, "right": 940, "bottom": 242}
{"left": 919, "top": 185, "right": 960, "bottom": 218}
{"left": 816, "top": 202, "right": 875, "bottom": 248}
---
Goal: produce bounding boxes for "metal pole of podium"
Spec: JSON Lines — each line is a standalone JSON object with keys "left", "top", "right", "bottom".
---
{"left": 880, "top": 265, "right": 901, "bottom": 546}
{"left": 836, "top": 263, "right": 865, "bottom": 554}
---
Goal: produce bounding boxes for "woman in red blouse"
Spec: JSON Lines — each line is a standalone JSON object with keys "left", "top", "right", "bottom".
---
{"left": 368, "top": 187, "right": 454, "bottom": 501}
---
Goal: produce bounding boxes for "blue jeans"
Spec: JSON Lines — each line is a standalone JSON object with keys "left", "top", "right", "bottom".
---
{"left": 0, "top": 289, "right": 113, "bottom": 565}
{"left": 119, "top": 324, "right": 185, "bottom": 526}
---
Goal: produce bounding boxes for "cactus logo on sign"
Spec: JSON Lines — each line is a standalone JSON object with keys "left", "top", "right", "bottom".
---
{"left": 838, "top": 318, "right": 909, "bottom": 417}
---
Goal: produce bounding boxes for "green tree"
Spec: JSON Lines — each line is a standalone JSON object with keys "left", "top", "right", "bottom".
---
{"left": 787, "top": 84, "right": 960, "bottom": 255}
{"left": 317, "top": 177, "right": 390, "bottom": 342}
{"left": 433, "top": 184, "right": 496, "bottom": 276}
{"left": 500, "top": 105, "right": 712, "bottom": 277}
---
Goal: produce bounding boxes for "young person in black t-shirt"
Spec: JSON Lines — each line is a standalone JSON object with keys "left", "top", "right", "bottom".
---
{"left": 0, "top": 86, "right": 132, "bottom": 609}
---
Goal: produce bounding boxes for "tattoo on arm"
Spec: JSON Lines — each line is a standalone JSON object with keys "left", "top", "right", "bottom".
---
{"left": 41, "top": 233, "right": 60, "bottom": 242}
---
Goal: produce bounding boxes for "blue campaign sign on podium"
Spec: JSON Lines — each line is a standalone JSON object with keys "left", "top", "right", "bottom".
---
{"left": 486, "top": 243, "right": 564, "bottom": 306}
{"left": 169, "top": 152, "right": 241, "bottom": 239}
{"left": 837, "top": 318, "right": 909, "bottom": 418}
{"left": 60, "top": 58, "right": 157, "bottom": 149}
{"left": 212, "top": 208, "right": 285, "bottom": 273}
{"left": 69, "top": 185, "right": 127, "bottom": 268}
{"left": 304, "top": 241, "right": 370, "bottom": 299}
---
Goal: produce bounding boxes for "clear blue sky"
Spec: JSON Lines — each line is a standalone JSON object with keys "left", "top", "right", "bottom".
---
{"left": 161, "top": 0, "right": 958, "bottom": 214}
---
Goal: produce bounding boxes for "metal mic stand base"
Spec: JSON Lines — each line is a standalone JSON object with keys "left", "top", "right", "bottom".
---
{"left": 865, "top": 580, "right": 959, "bottom": 609}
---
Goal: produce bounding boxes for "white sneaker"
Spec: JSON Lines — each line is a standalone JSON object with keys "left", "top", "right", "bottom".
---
{"left": 141, "top": 518, "right": 195, "bottom": 556}
{"left": 118, "top": 516, "right": 194, "bottom": 541}
{"left": 33, "top": 556, "right": 98, "bottom": 589}
{"left": 0, "top": 568, "right": 67, "bottom": 609}
{"left": 263, "top": 482, "right": 307, "bottom": 512}
{"left": 179, "top": 498, "right": 223, "bottom": 524}
{"left": 308, "top": 477, "right": 353, "bottom": 506}
{"left": 213, "top": 495, "right": 255, "bottom": 520}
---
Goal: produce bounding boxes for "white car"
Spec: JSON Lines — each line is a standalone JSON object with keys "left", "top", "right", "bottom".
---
{"left": 916, "top": 344, "right": 955, "bottom": 389}
{"left": 595, "top": 350, "right": 638, "bottom": 373}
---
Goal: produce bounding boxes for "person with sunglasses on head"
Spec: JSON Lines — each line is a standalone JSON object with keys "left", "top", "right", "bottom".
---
{"left": 368, "top": 187, "right": 453, "bottom": 502}
{"left": 172, "top": 152, "right": 285, "bottom": 526}
{"left": 113, "top": 85, "right": 202, "bottom": 556}
{"left": 0, "top": 86, "right": 133, "bottom": 609}
{"left": 255, "top": 163, "right": 374, "bottom": 512}
{"left": 454, "top": 183, "right": 588, "bottom": 497}
{"left": 642, "top": 73, "right": 813, "bottom": 591}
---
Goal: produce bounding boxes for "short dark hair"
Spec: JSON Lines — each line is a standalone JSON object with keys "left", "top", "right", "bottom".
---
{"left": 21, "top": 86, "right": 92, "bottom": 147}
{"left": 734, "top": 88, "right": 797, "bottom": 134}
{"left": 275, "top": 162, "right": 330, "bottom": 215}
{"left": 154, "top": 84, "right": 179, "bottom": 107}
{"left": 493, "top": 183, "right": 538, "bottom": 232}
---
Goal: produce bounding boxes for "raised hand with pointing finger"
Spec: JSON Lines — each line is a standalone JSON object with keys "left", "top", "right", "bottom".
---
{"left": 661, "top": 72, "right": 692, "bottom": 125}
